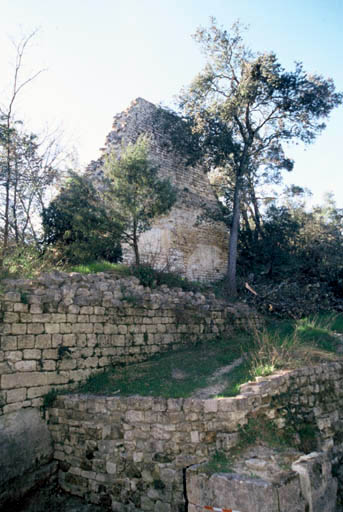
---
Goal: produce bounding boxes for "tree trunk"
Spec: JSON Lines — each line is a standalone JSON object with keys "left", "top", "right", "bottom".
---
{"left": 4, "top": 121, "right": 12, "bottom": 250}
{"left": 248, "top": 177, "right": 262, "bottom": 243}
{"left": 227, "top": 172, "right": 242, "bottom": 297}
{"left": 132, "top": 219, "right": 140, "bottom": 265}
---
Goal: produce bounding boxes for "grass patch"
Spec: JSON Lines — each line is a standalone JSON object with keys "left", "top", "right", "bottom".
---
{"left": 74, "top": 312, "right": 343, "bottom": 399}
{"left": 247, "top": 312, "right": 343, "bottom": 380}
{"left": 77, "top": 336, "right": 246, "bottom": 398}
{"left": 218, "top": 360, "right": 252, "bottom": 397}
{"left": 202, "top": 451, "right": 233, "bottom": 474}
{"left": 238, "top": 414, "right": 294, "bottom": 449}
{"left": 68, "top": 261, "right": 130, "bottom": 275}
{"left": 295, "top": 314, "right": 341, "bottom": 352}
{"left": 202, "top": 414, "right": 296, "bottom": 475}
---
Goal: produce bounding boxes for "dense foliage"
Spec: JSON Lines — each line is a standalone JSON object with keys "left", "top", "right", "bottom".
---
{"left": 237, "top": 190, "right": 343, "bottom": 316}
{"left": 104, "top": 134, "right": 177, "bottom": 265}
{"left": 42, "top": 172, "right": 122, "bottom": 263}
{"left": 178, "top": 18, "right": 342, "bottom": 296}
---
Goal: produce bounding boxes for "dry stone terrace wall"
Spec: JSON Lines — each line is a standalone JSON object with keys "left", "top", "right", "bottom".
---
{"left": 0, "top": 271, "right": 250, "bottom": 415}
{"left": 86, "top": 98, "right": 228, "bottom": 282}
{"left": 47, "top": 362, "right": 343, "bottom": 512}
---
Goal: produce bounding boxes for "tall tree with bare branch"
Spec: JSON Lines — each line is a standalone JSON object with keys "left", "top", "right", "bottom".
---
{"left": 0, "top": 30, "right": 45, "bottom": 251}
{"left": 179, "top": 19, "right": 342, "bottom": 296}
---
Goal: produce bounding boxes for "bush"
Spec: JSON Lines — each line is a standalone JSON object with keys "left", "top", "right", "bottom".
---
{"left": 42, "top": 172, "right": 122, "bottom": 264}
{"left": 131, "top": 264, "right": 203, "bottom": 292}
{"left": 0, "top": 244, "right": 57, "bottom": 279}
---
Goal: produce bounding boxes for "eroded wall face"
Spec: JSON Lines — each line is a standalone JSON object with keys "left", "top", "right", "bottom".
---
{"left": 87, "top": 98, "right": 228, "bottom": 282}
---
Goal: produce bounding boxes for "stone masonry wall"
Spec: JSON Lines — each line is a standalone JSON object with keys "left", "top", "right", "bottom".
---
{"left": 47, "top": 362, "right": 343, "bottom": 512}
{"left": 86, "top": 98, "right": 228, "bottom": 282}
{"left": 0, "top": 271, "right": 250, "bottom": 416}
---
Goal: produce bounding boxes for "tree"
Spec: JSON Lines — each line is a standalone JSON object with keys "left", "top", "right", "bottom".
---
{"left": 0, "top": 30, "right": 45, "bottom": 251}
{"left": 0, "top": 123, "right": 62, "bottom": 246}
{"left": 179, "top": 19, "right": 342, "bottom": 296}
{"left": 104, "top": 135, "right": 177, "bottom": 265}
{"left": 42, "top": 172, "right": 122, "bottom": 263}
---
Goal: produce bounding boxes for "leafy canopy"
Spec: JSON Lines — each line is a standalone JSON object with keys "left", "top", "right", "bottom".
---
{"left": 179, "top": 18, "right": 342, "bottom": 296}
{"left": 104, "top": 134, "right": 176, "bottom": 264}
{"left": 42, "top": 172, "right": 122, "bottom": 263}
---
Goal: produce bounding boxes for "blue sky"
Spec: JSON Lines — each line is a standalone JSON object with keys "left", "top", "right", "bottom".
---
{"left": 1, "top": 0, "right": 342, "bottom": 206}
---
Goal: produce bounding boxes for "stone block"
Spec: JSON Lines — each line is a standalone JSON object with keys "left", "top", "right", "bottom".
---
{"left": 46, "top": 373, "right": 69, "bottom": 385}
{"left": 67, "top": 314, "right": 77, "bottom": 323}
{"left": 27, "top": 323, "right": 44, "bottom": 334}
{"left": 31, "top": 314, "right": 51, "bottom": 323}
{"left": 23, "top": 349, "right": 41, "bottom": 360}
{"left": 13, "top": 303, "right": 29, "bottom": 313}
{"left": 190, "top": 431, "right": 200, "bottom": 443}
{"left": 0, "top": 324, "right": 12, "bottom": 334}
{"left": 6, "top": 387, "right": 27, "bottom": 403}
{"left": 4, "top": 292, "right": 21, "bottom": 302}
{"left": 58, "top": 359, "right": 77, "bottom": 370}
{"left": 12, "top": 324, "right": 27, "bottom": 335}
{"left": 62, "top": 334, "right": 76, "bottom": 346}
{"left": 80, "top": 306, "right": 94, "bottom": 315}
{"left": 113, "top": 335, "right": 125, "bottom": 346}
{"left": 27, "top": 385, "right": 50, "bottom": 399}
{"left": 94, "top": 306, "right": 105, "bottom": 315}
{"left": 17, "top": 334, "right": 35, "bottom": 349}
{"left": 77, "top": 314, "right": 89, "bottom": 323}
{"left": 3, "top": 402, "right": 29, "bottom": 414}
{"left": 1, "top": 336, "right": 18, "bottom": 350}
{"left": 72, "top": 323, "right": 93, "bottom": 334}
{"left": 5, "top": 350, "right": 23, "bottom": 362}
{"left": 52, "top": 334, "right": 63, "bottom": 347}
{"left": 15, "top": 360, "right": 37, "bottom": 372}
{"left": 58, "top": 323, "right": 72, "bottom": 334}
{"left": 45, "top": 323, "right": 60, "bottom": 334}
{"left": 19, "top": 313, "right": 32, "bottom": 322}
{"left": 106, "top": 461, "right": 117, "bottom": 474}
{"left": 2, "top": 371, "right": 48, "bottom": 389}
{"left": 50, "top": 313, "right": 67, "bottom": 323}
{"left": 125, "top": 410, "right": 145, "bottom": 423}
{"left": 104, "top": 324, "right": 117, "bottom": 334}
{"left": 203, "top": 399, "right": 218, "bottom": 413}
{"left": 30, "top": 304, "right": 43, "bottom": 314}
{"left": 35, "top": 334, "right": 52, "bottom": 348}
{"left": 42, "top": 360, "right": 56, "bottom": 371}
{"left": 79, "top": 357, "right": 98, "bottom": 368}
{"left": 93, "top": 323, "right": 104, "bottom": 334}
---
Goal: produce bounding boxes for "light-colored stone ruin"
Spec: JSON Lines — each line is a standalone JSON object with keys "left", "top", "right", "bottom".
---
{"left": 86, "top": 98, "right": 228, "bottom": 282}
{"left": 1, "top": 102, "right": 343, "bottom": 509}
{"left": 1, "top": 274, "right": 343, "bottom": 511}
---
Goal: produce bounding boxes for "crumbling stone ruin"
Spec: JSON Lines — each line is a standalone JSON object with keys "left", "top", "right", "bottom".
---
{"left": 86, "top": 98, "right": 228, "bottom": 282}
{"left": 1, "top": 273, "right": 343, "bottom": 510}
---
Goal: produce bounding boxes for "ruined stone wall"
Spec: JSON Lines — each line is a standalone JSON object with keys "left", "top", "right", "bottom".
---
{"left": 87, "top": 98, "right": 228, "bottom": 282}
{"left": 47, "top": 362, "right": 343, "bottom": 512}
{"left": 0, "top": 271, "right": 249, "bottom": 415}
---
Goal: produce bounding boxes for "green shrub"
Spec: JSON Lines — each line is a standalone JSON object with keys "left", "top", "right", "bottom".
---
{"left": 132, "top": 264, "right": 203, "bottom": 292}
{"left": 42, "top": 172, "right": 122, "bottom": 264}
{"left": 42, "top": 388, "right": 59, "bottom": 409}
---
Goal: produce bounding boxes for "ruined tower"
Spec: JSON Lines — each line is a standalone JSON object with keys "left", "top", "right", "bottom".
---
{"left": 87, "top": 98, "right": 228, "bottom": 282}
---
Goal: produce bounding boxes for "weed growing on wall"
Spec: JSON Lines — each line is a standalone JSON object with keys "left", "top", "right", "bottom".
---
{"left": 42, "top": 388, "right": 59, "bottom": 410}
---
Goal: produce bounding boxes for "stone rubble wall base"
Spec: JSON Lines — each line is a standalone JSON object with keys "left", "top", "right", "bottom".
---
{"left": 186, "top": 451, "right": 337, "bottom": 512}
{"left": 0, "top": 272, "right": 256, "bottom": 416}
{"left": 47, "top": 362, "right": 343, "bottom": 512}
